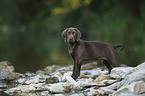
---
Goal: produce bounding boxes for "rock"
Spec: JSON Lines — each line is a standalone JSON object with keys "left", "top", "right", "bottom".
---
{"left": 84, "top": 87, "right": 105, "bottom": 96}
{"left": 45, "top": 77, "right": 59, "bottom": 84}
{"left": 44, "top": 82, "right": 73, "bottom": 93}
{"left": 25, "top": 72, "right": 35, "bottom": 77}
{"left": 79, "top": 71, "right": 92, "bottom": 79}
{"left": 0, "top": 81, "right": 7, "bottom": 88}
{"left": 135, "top": 62, "right": 145, "bottom": 70}
{"left": 80, "top": 74, "right": 90, "bottom": 79}
{"left": 0, "top": 61, "right": 24, "bottom": 81}
{"left": 81, "top": 68, "right": 108, "bottom": 79}
{"left": 81, "top": 62, "right": 98, "bottom": 70}
{"left": 64, "top": 74, "right": 76, "bottom": 84}
{"left": 63, "top": 83, "right": 74, "bottom": 93}
{"left": 114, "top": 93, "right": 143, "bottom": 96}
{"left": 95, "top": 75, "right": 111, "bottom": 82}
{"left": 0, "top": 61, "right": 15, "bottom": 80}
{"left": 53, "top": 72, "right": 63, "bottom": 81}
{"left": 62, "top": 71, "right": 72, "bottom": 81}
{"left": 53, "top": 94, "right": 66, "bottom": 96}
{"left": 35, "top": 70, "right": 45, "bottom": 74}
{"left": 44, "top": 65, "right": 62, "bottom": 73}
{"left": 110, "top": 67, "right": 134, "bottom": 79}
{"left": 119, "top": 62, "right": 145, "bottom": 87}
{"left": 120, "top": 64, "right": 128, "bottom": 67}
{"left": 99, "top": 87, "right": 115, "bottom": 94}
{"left": 74, "top": 78, "right": 94, "bottom": 88}
{"left": 110, "top": 62, "right": 145, "bottom": 96}
{"left": 100, "top": 79, "right": 117, "bottom": 85}
{"left": 100, "top": 81, "right": 122, "bottom": 91}
{"left": 22, "top": 86, "right": 36, "bottom": 93}
{"left": 5, "top": 83, "right": 44, "bottom": 94}
{"left": 3, "top": 62, "right": 145, "bottom": 96}
{"left": 112, "top": 81, "right": 145, "bottom": 96}
{"left": 0, "top": 61, "right": 14, "bottom": 72}
{"left": 70, "top": 93, "right": 85, "bottom": 96}
{"left": 37, "top": 91, "right": 49, "bottom": 96}
{"left": 18, "top": 73, "right": 48, "bottom": 84}
{"left": 6, "top": 72, "right": 25, "bottom": 81}
{"left": 15, "top": 78, "right": 26, "bottom": 84}
{"left": 24, "top": 76, "right": 39, "bottom": 84}
{"left": 98, "top": 82, "right": 122, "bottom": 95}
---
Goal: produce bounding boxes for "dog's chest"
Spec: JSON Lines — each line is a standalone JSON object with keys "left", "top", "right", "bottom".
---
{"left": 69, "top": 49, "right": 73, "bottom": 55}
{"left": 69, "top": 45, "right": 78, "bottom": 57}
{"left": 69, "top": 43, "right": 76, "bottom": 55}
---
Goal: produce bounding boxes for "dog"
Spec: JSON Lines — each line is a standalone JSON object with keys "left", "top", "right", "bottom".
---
{"left": 61, "top": 27, "right": 124, "bottom": 80}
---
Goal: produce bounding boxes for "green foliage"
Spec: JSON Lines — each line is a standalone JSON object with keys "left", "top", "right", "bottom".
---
{"left": 0, "top": 0, "right": 144, "bottom": 72}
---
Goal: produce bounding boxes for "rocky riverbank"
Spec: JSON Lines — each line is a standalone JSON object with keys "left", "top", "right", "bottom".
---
{"left": 0, "top": 61, "right": 145, "bottom": 96}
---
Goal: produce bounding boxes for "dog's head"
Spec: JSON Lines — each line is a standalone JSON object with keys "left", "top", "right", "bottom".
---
{"left": 61, "top": 27, "right": 82, "bottom": 43}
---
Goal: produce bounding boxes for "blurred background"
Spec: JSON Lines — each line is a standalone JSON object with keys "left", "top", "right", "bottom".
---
{"left": 0, "top": 0, "right": 145, "bottom": 73}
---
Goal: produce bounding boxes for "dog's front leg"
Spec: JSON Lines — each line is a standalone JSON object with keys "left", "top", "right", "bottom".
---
{"left": 72, "top": 58, "right": 82, "bottom": 80}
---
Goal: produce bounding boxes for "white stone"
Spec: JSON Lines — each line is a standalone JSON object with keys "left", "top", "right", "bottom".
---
{"left": 45, "top": 82, "right": 73, "bottom": 93}
{"left": 112, "top": 81, "right": 145, "bottom": 96}
{"left": 110, "top": 67, "right": 134, "bottom": 79}
{"left": 100, "top": 80, "right": 117, "bottom": 85}
{"left": 62, "top": 71, "right": 72, "bottom": 80}
{"left": 54, "top": 72, "right": 63, "bottom": 81}
{"left": 5, "top": 83, "right": 43, "bottom": 94}
{"left": 25, "top": 77, "right": 39, "bottom": 84}
{"left": 74, "top": 78, "right": 93, "bottom": 88}
{"left": 65, "top": 74, "right": 76, "bottom": 84}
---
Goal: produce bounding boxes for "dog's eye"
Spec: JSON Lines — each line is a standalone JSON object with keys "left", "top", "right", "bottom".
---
{"left": 68, "top": 32, "right": 71, "bottom": 34}
{"left": 72, "top": 32, "right": 75, "bottom": 35}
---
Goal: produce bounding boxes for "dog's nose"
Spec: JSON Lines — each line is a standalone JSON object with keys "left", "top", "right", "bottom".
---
{"left": 69, "top": 35, "right": 74, "bottom": 39}
{"left": 68, "top": 36, "right": 74, "bottom": 42}
{"left": 70, "top": 37, "right": 73, "bottom": 40}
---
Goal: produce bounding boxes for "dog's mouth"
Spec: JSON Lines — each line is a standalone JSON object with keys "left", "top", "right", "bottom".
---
{"left": 68, "top": 39, "right": 75, "bottom": 43}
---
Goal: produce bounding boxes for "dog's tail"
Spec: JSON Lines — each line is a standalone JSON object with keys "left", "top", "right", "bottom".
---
{"left": 113, "top": 44, "right": 124, "bottom": 54}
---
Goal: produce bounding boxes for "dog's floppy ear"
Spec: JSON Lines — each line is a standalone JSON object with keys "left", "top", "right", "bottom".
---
{"left": 75, "top": 28, "right": 82, "bottom": 42}
{"left": 61, "top": 28, "right": 68, "bottom": 42}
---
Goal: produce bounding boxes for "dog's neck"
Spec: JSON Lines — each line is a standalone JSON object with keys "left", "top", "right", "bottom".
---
{"left": 68, "top": 41, "right": 78, "bottom": 55}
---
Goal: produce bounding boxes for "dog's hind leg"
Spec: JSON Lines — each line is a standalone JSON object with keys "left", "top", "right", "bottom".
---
{"left": 101, "top": 60, "right": 113, "bottom": 74}
{"left": 107, "top": 55, "right": 120, "bottom": 67}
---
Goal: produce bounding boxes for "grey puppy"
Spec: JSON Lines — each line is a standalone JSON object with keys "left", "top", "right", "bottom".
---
{"left": 61, "top": 27, "right": 124, "bottom": 80}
